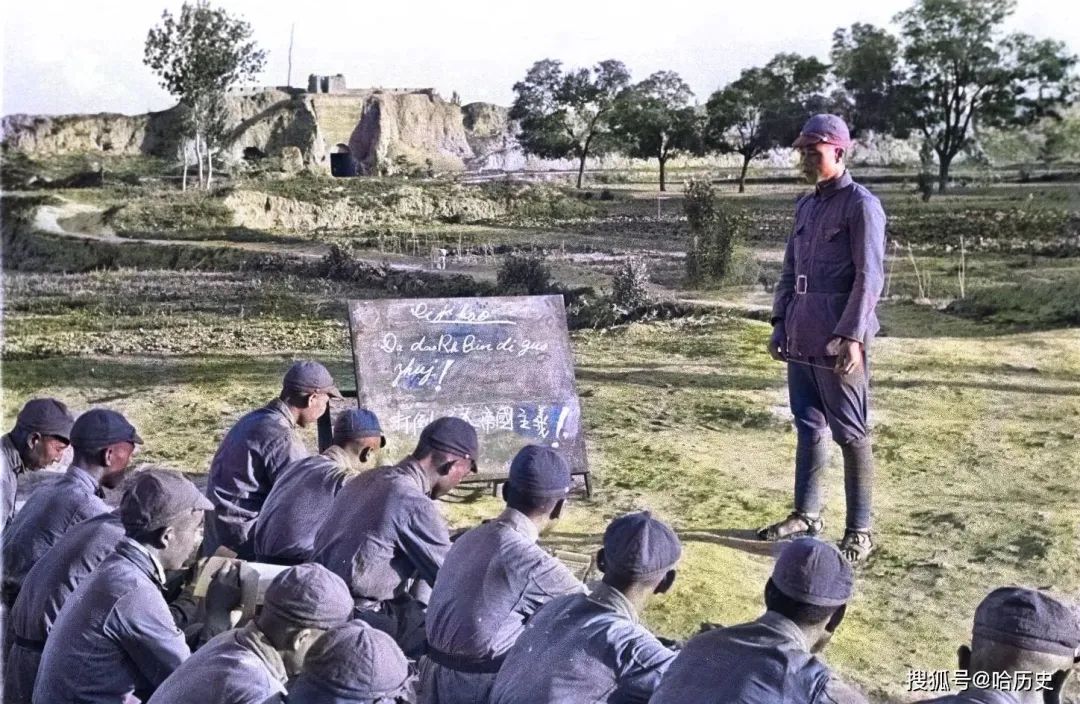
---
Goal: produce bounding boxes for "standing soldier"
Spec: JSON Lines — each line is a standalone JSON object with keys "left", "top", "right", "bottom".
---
{"left": 204, "top": 360, "right": 341, "bottom": 559}
{"left": 759, "top": 114, "right": 886, "bottom": 563}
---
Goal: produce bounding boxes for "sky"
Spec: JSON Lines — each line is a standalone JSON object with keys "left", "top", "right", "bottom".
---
{"left": 3, "top": 0, "right": 1079, "bottom": 116}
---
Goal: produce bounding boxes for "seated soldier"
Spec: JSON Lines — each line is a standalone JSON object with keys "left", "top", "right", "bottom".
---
{"left": 33, "top": 469, "right": 213, "bottom": 704}
{"left": 4, "top": 465, "right": 226, "bottom": 704}
{"left": 918, "top": 586, "right": 1080, "bottom": 703}
{"left": 148, "top": 563, "right": 354, "bottom": 704}
{"left": 253, "top": 408, "right": 385, "bottom": 565}
{"left": 287, "top": 620, "right": 414, "bottom": 704}
{"left": 2, "top": 408, "right": 140, "bottom": 604}
{"left": 204, "top": 360, "right": 342, "bottom": 558}
{"left": 313, "top": 417, "right": 479, "bottom": 658}
{"left": 650, "top": 537, "right": 866, "bottom": 704}
{"left": 1, "top": 397, "right": 75, "bottom": 531}
{"left": 6, "top": 509, "right": 124, "bottom": 703}
{"left": 489, "top": 511, "right": 682, "bottom": 704}
{"left": 419, "top": 444, "right": 584, "bottom": 704}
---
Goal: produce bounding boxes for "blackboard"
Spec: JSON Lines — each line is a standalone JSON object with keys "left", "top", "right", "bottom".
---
{"left": 346, "top": 295, "right": 588, "bottom": 484}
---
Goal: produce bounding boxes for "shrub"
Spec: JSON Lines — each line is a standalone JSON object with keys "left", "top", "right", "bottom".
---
{"left": 683, "top": 176, "right": 747, "bottom": 285}
{"left": 611, "top": 257, "right": 652, "bottom": 312}
{"left": 723, "top": 246, "right": 763, "bottom": 287}
{"left": 915, "top": 172, "right": 934, "bottom": 201}
{"left": 497, "top": 251, "right": 554, "bottom": 294}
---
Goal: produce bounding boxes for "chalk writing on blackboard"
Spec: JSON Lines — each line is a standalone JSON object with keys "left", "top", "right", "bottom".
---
{"left": 347, "top": 295, "right": 588, "bottom": 478}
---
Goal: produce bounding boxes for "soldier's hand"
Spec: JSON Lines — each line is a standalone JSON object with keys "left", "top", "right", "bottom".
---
{"left": 199, "top": 562, "right": 243, "bottom": 643}
{"left": 767, "top": 324, "right": 787, "bottom": 362}
{"left": 204, "top": 562, "right": 242, "bottom": 616}
{"left": 828, "top": 337, "right": 864, "bottom": 376}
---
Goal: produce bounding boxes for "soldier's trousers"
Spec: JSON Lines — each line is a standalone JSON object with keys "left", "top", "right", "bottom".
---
{"left": 355, "top": 593, "right": 428, "bottom": 660}
{"left": 786, "top": 352, "right": 874, "bottom": 531}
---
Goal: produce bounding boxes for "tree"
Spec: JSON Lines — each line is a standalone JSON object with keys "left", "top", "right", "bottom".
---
{"left": 144, "top": 1, "right": 266, "bottom": 190}
{"left": 510, "top": 59, "right": 631, "bottom": 189}
{"left": 609, "top": 71, "right": 701, "bottom": 191}
{"left": 830, "top": 23, "right": 915, "bottom": 137}
{"left": 704, "top": 54, "right": 829, "bottom": 193}
{"left": 894, "top": 0, "right": 1078, "bottom": 192}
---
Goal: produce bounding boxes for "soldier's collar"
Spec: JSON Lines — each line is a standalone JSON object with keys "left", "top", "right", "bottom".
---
{"left": 117, "top": 536, "right": 168, "bottom": 587}
{"left": 496, "top": 507, "right": 540, "bottom": 542}
{"left": 815, "top": 170, "right": 852, "bottom": 198}
{"left": 323, "top": 445, "right": 365, "bottom": 478}
{"left": 236, "top": 622, "right": 289, "bottom": 685}
{"left": 1, "top": 434, "right": 27, "bottom": 475}
{"left": 267, "top": 398, "right": 298, "bottom": 429}
{"left": 587, "top": 581, "right": 639, "bottom": 624}
{"left": 398, "top": 457, "right": 432, "bottom": 497}
{"left": 65, "top": 464, "right": 101, "bottom": 494}
{"left": 759, "top": 610, "right": 812, "bottom": 652}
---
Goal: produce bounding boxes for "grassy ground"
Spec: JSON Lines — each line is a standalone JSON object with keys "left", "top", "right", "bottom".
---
{"left": 3, "top": 167, "right": 1080, "bottom": 702}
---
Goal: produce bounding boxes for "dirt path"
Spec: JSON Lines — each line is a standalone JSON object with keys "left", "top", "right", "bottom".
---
{"left": 25, "top": 194, "right": 499, "bottom": 281}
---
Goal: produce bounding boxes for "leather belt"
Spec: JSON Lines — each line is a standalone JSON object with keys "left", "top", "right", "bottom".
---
{"left": 426, "top": 645, "right": 505, "bottom": 674}
{"left": 794, "top": 274, "right": 852, "bottom": 295}
{"left": 13, "top": 635, "right": 46, "bottom": 653}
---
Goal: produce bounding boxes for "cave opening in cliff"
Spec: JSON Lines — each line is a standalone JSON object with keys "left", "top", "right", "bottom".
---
{"left": 330, "top": 143, "right": 358, "bottom": 177}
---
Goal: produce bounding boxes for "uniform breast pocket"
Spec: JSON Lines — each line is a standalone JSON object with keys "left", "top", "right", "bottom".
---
{"left": 816, "top": 223, "right": 850, "bottom": 258}
{"left": 814, "top": 222, "right": 854, "bottom": 281}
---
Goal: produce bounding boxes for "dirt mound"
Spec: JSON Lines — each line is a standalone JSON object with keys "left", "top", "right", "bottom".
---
{"left": 223, "top": 184, "right": 507, "bottom": 231}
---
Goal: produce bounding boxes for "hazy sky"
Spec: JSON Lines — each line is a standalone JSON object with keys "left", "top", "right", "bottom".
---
{"left": 3, "top": 0, "right": 1078, "bottom": 116}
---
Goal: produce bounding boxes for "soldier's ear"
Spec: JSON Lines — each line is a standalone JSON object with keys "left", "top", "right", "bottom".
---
{"left": 359, "top": 447, "right": 372, "bottom": 463}
{"left": 655, "top": 569, "right": 677, "bottom": 595}
{"left": 549, "top": 499, "right": 565, "bottom": 521}
{"left": 957, "top": 644, "right": 972, "bottom": 672}
{"left": 825, "top": 603, "right": 847, "bottom": 633}
{"left": 152, "top": 525, "right": 174, "bottom": 551}
{"left": 595, "top": 549, "right": 607, "bottom": 574}
{"left": 291, "top": 627, "right": 318, "bottom": 652}
{"left": 26, "top": 432, "right": 42, "bottom": 450}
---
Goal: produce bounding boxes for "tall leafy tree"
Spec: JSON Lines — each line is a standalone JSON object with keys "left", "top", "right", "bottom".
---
{"left": 609, "top": 71, "right": 701, "bottom": 191}
{"left": 145, "top": 1, "right": 266, "bottom": 189}
{"left": 830, "top": 23, "right": 915, "bottom": 137}
{"left": 704, "top": 54, "right": 829, "bottom": 193}
{"left": 510, "top": 59, "right": 631, "bottom": 188}
{"left": 894, "top": 0, "right": 1078, "bottom": 191}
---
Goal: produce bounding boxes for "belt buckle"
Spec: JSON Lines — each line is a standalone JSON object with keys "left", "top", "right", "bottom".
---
{"left": 796, "top": 275, "right": 808, "bottom": 294}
